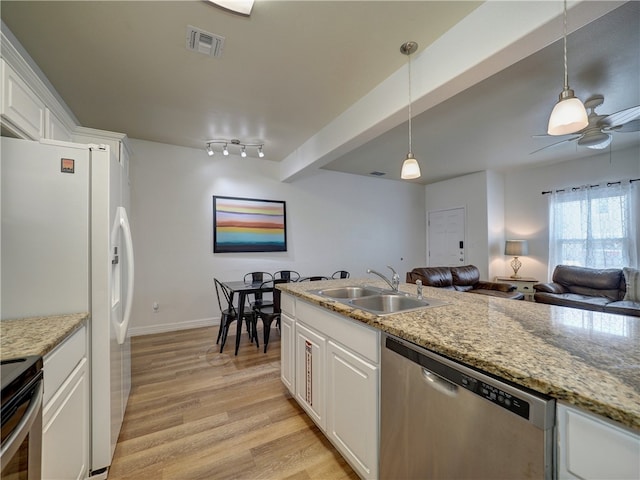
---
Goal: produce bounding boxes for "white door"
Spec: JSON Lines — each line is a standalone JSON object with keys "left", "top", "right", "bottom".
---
{"left": 90, "top": 145, "right": 134, "bottom": 472}
{"left": 428, "top": 207, "right": 465, "bottom": 266}
{"left": 0, "top": 137, "right": 90, "bottom": 319}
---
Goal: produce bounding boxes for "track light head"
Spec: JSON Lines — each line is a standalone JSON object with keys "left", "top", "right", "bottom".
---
{"left": 258, "top": 146, "right": 265, "bottom": 158}
{"left": 222, "top": 143, "right": 229, "bottom": 156}
{"left": 241, "top": 146, "right": 247, "bottom": 158}
{"left": 206, "top": 144, "right": 214, "bottom": 156}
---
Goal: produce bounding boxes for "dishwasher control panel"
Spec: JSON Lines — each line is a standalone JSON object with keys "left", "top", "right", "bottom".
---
{"left": 460, "top": 374, "right": 530, "bottom": 419}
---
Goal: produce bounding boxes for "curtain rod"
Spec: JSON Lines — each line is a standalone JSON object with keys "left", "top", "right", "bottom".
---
{"left": 541, "top": 178, "right": 640, "bottom": 195}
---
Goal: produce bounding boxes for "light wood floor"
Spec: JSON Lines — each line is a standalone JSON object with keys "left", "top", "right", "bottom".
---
{"left": 107, "top": 325, "right": 358, "bottom": 480}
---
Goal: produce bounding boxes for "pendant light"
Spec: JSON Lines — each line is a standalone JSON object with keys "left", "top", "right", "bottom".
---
{"left": 400, "top": 41, "right": 421, "bottom": 180}
{"left": 547, "top": 0, "right": 588, "bottom": 136}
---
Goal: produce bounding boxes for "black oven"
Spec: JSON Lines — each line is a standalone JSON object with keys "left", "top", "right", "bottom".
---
{"left": 1, "top": 356, "right": 43, "bottom": 480}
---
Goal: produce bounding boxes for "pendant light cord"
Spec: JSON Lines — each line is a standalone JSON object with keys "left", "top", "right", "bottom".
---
{"left": 408, "top": 50, "right": 413, "bottom": 155}
{"left": 562, "top": 0, "right": 569, "bottom": 90}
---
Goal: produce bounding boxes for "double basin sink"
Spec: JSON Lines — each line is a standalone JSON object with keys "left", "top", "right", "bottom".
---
{"left": 311, "top": 285, "right": 448, "bottom": 316}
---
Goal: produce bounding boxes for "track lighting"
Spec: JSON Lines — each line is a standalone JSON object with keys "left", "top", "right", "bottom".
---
{"left": 204, "top": 139, "right": 265, "bottom": 158}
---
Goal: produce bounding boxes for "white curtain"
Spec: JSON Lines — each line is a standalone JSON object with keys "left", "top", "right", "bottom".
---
{"left": 548, "top": 180, "right": 639, "bottom": 278}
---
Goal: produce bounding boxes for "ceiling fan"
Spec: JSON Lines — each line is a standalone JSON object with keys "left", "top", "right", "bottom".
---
{"left": 531, "top": 95, "right": 640, "bottom": 154}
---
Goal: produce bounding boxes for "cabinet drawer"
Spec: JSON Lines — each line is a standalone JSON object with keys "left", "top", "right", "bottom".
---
{"left": 43, "top": 325, "right": 87, "bottom": 405}
{"left": 297, "top": 300, "right": 379, "bottom": 363}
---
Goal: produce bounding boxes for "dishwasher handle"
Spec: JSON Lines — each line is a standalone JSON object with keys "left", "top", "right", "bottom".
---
{"left": 422, "top": 367, "right": 458, "bottom": 397}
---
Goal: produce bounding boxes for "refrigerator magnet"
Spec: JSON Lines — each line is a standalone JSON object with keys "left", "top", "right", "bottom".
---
{"left": 61, "top": 158, "right": 75, "bottom": 173}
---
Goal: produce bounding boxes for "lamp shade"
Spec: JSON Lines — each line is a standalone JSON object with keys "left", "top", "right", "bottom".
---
{"left": 401, "top": 153, "right": 421, "bottom": 179}
{"left": 505, "top": 240, "right": 529, "bottom": 256}
{"left": 547, "top": 95, "right": 589, "bottom": 136}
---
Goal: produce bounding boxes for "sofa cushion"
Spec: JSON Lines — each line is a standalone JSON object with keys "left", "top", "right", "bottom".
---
{"left": 534, "top": 292, "right": 610, "bottom": 312}
{"left": 552, "top": 265, "right": 622, "bottom": 301}
{"left": 622, "top": 267, "right": 640, "bottom": 302}
{"left": 604, "top": 300, "right": 640, "bottom": 317}
{"left": 407, "top": 267, "right": 454, "bottom": 288}
{"left": 450, "top": 265, "right": 480, "bottom": 286}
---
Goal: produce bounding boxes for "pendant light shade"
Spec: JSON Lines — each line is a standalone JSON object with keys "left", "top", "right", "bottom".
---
{"left": 400, "top": 41, "right": 421, "bottom": 180}
{"left": 547, "top": 0, "right": 588, "bottom": 136}
{"left": 401, "top": 153, "right": 421, "bottom": 179}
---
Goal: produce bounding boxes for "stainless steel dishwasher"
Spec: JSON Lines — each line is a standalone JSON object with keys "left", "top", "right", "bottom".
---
{"left": 380, "top": 334, "right": 555, "bottom": 479}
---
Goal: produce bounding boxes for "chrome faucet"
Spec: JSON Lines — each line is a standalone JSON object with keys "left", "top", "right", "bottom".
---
{"left": 367, "top": 265, "right": 400, "bottom": 292}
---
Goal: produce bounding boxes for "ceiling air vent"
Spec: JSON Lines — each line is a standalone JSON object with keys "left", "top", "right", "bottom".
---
{"left": 186, "top": 25, "right": 225, "bottom": 57}
{"left": 369, "top": 171, "right": 386, "bottom": 176}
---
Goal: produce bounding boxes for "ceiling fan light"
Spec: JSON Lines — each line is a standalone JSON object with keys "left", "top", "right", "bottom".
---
{"left": 547, "top": 92, "right": 589, "bottom": 135}
{"left": 401, "top": 153, "right": 421, "bottom": 180}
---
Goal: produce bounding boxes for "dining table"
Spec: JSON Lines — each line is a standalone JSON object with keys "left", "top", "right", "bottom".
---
{"left": 221, "top": 280, "right": 274, "bottom": 355}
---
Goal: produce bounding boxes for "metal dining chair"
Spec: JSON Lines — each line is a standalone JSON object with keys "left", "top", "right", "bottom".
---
{"left": 274, "top": 270, "right": 301, "bottom": 282}
{"left": 243, "top": 271, "right": 274, "bottom": 310}
{"left": 214, "top": 278, "right": 256, "bottom": 353}
{"left": 331, "top": 270, "right": 350, "bottom": 279}
{"left": 252, "top": 279, "right": 288, "bottom": 353}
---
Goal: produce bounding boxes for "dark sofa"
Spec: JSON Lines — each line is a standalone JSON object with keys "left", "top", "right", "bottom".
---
{"left": 406, "top": 265, "right": 524, "bottom": 300}
{"left": 533, "top": 265, "right": 640, "bottom": 317}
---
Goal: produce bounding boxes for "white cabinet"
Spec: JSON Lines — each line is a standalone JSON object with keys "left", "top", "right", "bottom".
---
{"left": 294, "top": 321, "right": 327, "bottom": 429}
{"left": 45, "top": 108, "right": 73, "bottom": 141}
{"left": 557, "top": 402, "right": 640, "bottom": 479}
{"left": 327, "top": 340, "right": 379, "bottom": 479}
{"left": 280, "top": 312, "right": 295, "bottom": 394}
{"left": 42, "top": 325, "right": 89, "bottom": 480}
{"left": 285, "top": 296, "right": 380, "bottom": 479}
{"left": 1, "top": 58, "right": 45, "bottom": 139}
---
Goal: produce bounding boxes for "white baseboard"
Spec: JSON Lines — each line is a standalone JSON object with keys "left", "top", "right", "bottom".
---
{"left": 129, "top": 317, "right": 218, "bottom": 337}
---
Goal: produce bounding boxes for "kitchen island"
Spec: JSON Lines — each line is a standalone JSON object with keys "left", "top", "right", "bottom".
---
{"left": 279, "top": 278, "right": 639, "bottom": 478}
{"left": 279, "top": 278, "right": 639, "bottom": 428}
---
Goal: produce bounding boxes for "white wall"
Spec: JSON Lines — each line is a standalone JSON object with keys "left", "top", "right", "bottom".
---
{"left": 128, "top": 139, "right": 427, "bottom": 335}
{"left": 425, "top": 171, "right": 494, "bottom": 279}
{"left": 504, "top": 146, "right": 640, "bottom": 283}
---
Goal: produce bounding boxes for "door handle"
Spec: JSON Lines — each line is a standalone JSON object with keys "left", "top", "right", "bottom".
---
{"left": 422, "top": 368, "right": 458, "bottom": 396}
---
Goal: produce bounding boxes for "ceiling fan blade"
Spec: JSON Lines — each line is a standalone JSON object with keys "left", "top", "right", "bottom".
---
{"left": 606, "top": 119, "right": 640, "bottom": 133}
{"left": 529, "top": 136, "right": 580, "bottom": 155}
{"left": 603, "top": 105, "right": 640, "bottom": 128}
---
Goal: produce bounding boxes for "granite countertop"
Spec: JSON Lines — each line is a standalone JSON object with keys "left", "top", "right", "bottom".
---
{"left": 279, "top": 278, "right": 640, "bottom": 431}
{"left": 1, "top": 312, "right": 89, "bottom": 360}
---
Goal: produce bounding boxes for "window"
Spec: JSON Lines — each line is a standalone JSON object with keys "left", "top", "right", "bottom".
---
{"left": 548, "top": 181, "right": 639, "bottom": 276}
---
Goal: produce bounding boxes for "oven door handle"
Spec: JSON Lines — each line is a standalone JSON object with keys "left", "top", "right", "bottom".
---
{"left": 0, "top": 379, "right": 43, "bottom": 466}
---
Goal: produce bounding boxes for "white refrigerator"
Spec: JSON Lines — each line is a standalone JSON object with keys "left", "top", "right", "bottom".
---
{"left": 1, "top": 137, "right": 135, "bottom": 478}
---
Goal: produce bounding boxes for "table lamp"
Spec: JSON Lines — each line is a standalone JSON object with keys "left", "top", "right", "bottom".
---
{"left": 505, "top": 240, "right": 529, "bottom": 279}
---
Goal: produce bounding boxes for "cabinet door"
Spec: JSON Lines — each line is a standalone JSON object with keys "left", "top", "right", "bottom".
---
{"left": 557, "top": 403, "right": 639, "bottom": 479}
{"left": 295, "top": 322, "right": 326, "bottom": 430}
{"left": 1, "top": 59, "right": 45, "bottom": 139}
{"left": 45, "top": 109, "right": 72, "bottom": 141}
{"left": 280, "top": 312, "right": 295, "bottom": 394}
{"left": 327, "top": 340, "right": 379, "bottom": 480}
{"left": 42, "top": 358, "right": 89, "bottom": 480}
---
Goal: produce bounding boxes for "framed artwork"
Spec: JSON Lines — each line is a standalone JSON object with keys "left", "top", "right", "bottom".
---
{"left": 213, "top": 195, "right": 287, "bottom": 253}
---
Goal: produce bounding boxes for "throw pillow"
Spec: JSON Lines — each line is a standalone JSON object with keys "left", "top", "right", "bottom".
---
{"left": 623, "top": 267, "right": 640, "bottom": 302}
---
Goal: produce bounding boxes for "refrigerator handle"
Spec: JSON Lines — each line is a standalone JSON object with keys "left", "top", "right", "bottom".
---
{"left": 112, "top": 206, "right": 135, "bottom": 345}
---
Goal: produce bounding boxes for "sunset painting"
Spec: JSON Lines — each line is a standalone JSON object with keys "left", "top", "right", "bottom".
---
{"left": 213, "top": 196, "right": 287, "bottom": 253}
